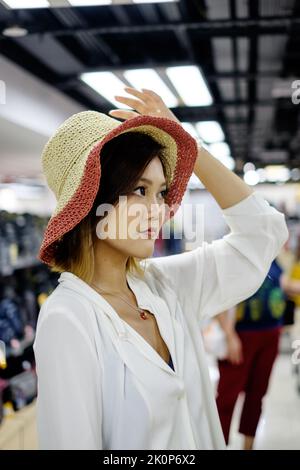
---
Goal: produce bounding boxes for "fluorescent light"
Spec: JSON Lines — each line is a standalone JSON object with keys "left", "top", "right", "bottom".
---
{"left": 208, "top": 142, "right": 230, "bottom": 158}
{"left": 123, "top": 69, "right": 178, "bottom": 108}
{"left": 68, "top": 0, "right": 111, "bottom": 5}
{"left": 69, "top": 0, "right": 176, "bottom": 4}
{"left": 80, "top": 72, "right": 132, "bottom": 109}
{"left": 256, "top": 168, "right": 267, "bottom": 182}
{"left": 2, "top": 25, "right": 28, "bottom": 37}
{"left": 243, "top": 162, "right": 256, "bottom": 172}
{"left": 181, "top": 122, "right": 198, "bottom": 139}
{"left": 2, "top": 0, "right": 49, "bottom": 7}
{"left": 1, "top": 0, "right": 178, "bottom": 8}
{"left": 70, "top": 0, "right": 176, "bottom": 5}
{"left": 265, "top": 165, "right": 290, "bottom": 183}
{"left": 133, "top": 0, "right": 176, "bottom": 3}
{"left": 0, "top": 189, "right": 17, "bottom": 212}
{"left": 291, "top": 168, "right": 300, "bottom": 181}
{"left": 195, "top": 121, "right": 224, "bottom": 143}
{"left": 166, "top": 66, "right": 213, "bottom": 107}
{"left": 244, "top": 170, "right": 259, "bottom": 186}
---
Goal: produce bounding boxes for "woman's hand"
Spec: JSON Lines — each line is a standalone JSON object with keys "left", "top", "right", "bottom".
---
{"left": 225, "top": 331, "right": 244, "bottom": 365}
{"left": 109, "top": 87, "right": 181, "bottom": 124}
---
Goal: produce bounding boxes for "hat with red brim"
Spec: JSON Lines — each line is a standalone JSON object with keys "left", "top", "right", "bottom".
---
{"left": 38, "top": 111, "right": 198, "bottom": 265}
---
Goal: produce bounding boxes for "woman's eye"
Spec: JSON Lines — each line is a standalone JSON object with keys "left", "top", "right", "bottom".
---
{"left": 133, "top": 186, "right": 146, "bottom": 196}
{"left": 132, "top": 186, "right": 168, "bottom": 199}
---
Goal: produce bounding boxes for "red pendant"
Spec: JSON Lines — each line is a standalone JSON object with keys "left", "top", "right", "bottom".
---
{"left": 140, "top": 311, "right": 148, "bottom": 320}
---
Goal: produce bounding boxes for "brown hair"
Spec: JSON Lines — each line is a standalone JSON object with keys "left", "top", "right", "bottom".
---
{"left": 51, "top": 131, "right": 167, "bottom": 283}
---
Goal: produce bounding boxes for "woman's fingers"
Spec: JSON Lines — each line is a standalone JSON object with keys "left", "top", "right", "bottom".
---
{"left": 114, "top": 95, "right": 147, "bottom": 114}
{"left": 141, "top": 88, "right": 163, "bottom": 102}
{"left": 108, "top": 109, "right": 140, "bottom": 120}
{"left": 123, "top": 87, "right": 154, "bottom": 104}
{"left": 124, "top": 87, "right": 165, "bottom": 110}
{"left": 109, "top": 87, "right": 180, "bottom": 123}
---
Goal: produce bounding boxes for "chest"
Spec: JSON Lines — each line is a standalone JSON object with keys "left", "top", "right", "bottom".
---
{"left": 99, "top": 295, "right": 171, "bottom": 364}
{"left": 96, "top": 304, "right": 209, "bottom": 450}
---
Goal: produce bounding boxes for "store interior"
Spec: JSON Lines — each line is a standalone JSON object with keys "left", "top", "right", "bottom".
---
{"left": 0, "top": 0, "right": 300, "bottom": 450}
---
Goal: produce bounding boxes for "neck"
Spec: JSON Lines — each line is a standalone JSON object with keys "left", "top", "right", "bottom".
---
{"left": 91, "top": 240, "right": 130, "bottom": 295}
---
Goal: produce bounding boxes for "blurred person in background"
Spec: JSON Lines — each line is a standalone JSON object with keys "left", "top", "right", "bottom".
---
{"left": 280, "top": 235, "right": 300, "bottom": 314}
{"left": 216, "top": 251, "right": 300, "bottom": 450}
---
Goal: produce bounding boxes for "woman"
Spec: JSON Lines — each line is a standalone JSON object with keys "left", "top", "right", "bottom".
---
{"left": 33, "top": 87, "right": 288, "bottom": 450}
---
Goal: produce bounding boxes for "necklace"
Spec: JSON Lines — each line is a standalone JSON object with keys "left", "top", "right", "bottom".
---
{"left": 91, "top": 283, "right": 150, "bottom": 320}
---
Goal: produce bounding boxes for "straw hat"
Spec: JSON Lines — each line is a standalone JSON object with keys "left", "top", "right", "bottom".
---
{"left": 38, "top": 111, "right": 198, "bottom": 265}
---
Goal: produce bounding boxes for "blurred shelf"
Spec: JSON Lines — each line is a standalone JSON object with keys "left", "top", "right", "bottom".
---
{"left": 0, "top": 257, "right": 41, "bottom": 277}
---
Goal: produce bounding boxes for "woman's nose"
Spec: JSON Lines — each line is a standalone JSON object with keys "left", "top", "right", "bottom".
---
{"left": 146, "top": 198, "right": 160, "bottom": 217}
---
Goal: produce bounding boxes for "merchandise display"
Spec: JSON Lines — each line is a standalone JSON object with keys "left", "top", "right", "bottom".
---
{"left": 0, "top": 218, "right": 59, "bottom": 425}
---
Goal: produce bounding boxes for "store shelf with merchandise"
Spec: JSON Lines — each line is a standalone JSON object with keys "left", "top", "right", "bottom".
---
{"left": 0, "top": 204, "right": 59, "bottom": 446}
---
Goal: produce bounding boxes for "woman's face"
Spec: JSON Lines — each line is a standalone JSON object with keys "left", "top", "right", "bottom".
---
{"left": 95, "top": 156, "right": 168, "bottom": 259}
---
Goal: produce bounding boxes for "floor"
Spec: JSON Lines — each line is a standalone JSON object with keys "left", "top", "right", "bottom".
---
{"left": 0, "top": 400, "right": 37, "bottom": 450}
{"left": 227, "top": 353, "right": 300, "bottom": 449}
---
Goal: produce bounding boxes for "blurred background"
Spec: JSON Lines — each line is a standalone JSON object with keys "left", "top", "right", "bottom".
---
{"left": 0, "top": 0, "right": 300, "bottom": 450}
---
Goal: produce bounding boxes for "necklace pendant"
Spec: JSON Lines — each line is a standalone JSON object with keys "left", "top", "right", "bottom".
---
{"left": 139, "top": 310, "right": 148, "bottom": 320}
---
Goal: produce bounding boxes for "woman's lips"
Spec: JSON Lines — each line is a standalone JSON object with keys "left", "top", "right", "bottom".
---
{"left": 141, "top": 228, "right": 157, "bottom": 237}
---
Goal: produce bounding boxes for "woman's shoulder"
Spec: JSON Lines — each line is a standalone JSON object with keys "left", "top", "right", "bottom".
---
{"left": 39, "top": 282, "right": 89, "bottom": 315}
{"left": 36, "top": 283, "right": 95, "bottom": 343}
{"left": 139, "top": 258, "right": 170, "bottom": 289}
{"left": 33, "top": 284, "right": 101, "bottom": 368}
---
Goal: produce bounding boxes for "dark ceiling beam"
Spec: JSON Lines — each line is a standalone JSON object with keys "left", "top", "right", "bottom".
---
{"left": 247, "top": 0, "right": 259, "bottom": 161}
{"left": 205, "top": 71, "right": 280, "bottom": 80}
{"left": 4, "top": 16, "right": 300, "bottom": 39}
{"left": 51, "top": 7, "right": 121, "bottom": 65}
{"left": 230, "top": 0, "right": 238, "bottom": 101}
{"left": 229, "top": 0, "right": 243, "bottom": 137}
{"left": 170, "top": 102, "right": 273, "bottom": 119}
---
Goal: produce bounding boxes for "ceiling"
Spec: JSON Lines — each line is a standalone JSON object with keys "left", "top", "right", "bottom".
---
{"left": 0, "top": 116, "right": 47, "bottom": 178}
{"left": 1, "top": 0, "right": 300, "bottom": 176}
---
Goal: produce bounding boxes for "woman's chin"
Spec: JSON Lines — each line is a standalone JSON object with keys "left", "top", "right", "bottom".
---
{"left": 132, "top": 238, "right": 156, "bottom": 258}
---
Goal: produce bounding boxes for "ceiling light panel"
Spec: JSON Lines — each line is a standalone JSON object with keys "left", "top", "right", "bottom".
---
{"left": 123, "top": 68, "right": 178, "bottom": 108}
{"left": 166, "top": 66, "right": 213, "bottom": 107}
{"left": 80, "top": 72, "right": 132, "bottom": 109}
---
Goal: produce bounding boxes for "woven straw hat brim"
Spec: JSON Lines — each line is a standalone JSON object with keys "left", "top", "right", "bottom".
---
{"left": 38, "top": 114, "right": 198, "bottom": 265}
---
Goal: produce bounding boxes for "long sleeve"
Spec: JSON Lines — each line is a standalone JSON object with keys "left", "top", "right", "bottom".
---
{"left": 33, "top": 301, "right": 103, "bottom": 450}
{"left": 146, "top": 191, "right": 289, "bottom": 324}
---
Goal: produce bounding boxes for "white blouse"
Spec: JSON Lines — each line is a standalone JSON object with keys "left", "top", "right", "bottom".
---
{"left": 33, "top": 191, "right": 288, "bottom": 450}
